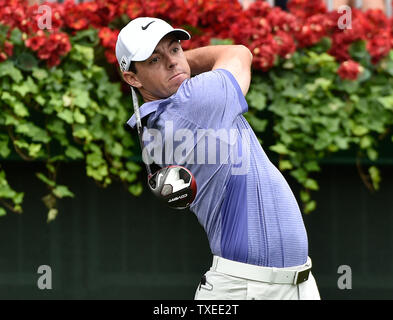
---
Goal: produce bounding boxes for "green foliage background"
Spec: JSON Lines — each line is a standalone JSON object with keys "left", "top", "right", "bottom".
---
{"left": 245, "top": 39, "right": 393, "bottom": 212}
{"left": 0, "top": 26, "right": 142, "bottom": 221}
{"left": 1, "top": 24, "right": 393, "bottom": 220}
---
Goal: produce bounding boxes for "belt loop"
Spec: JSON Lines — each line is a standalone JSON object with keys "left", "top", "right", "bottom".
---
{"left": 212, "top": 256, "right": 219, "bottom": 271}
{"left": 269, "top": 267, "right": 277, "bottom": 285}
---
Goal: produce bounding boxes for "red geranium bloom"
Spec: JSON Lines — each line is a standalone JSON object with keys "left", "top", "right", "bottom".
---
{"left": 337, "top": 60, "right": 362, "bottom": 80}
{"left": 99, "top": 27, "right": 119, "bottom": 48}
{"left": 104, "top": 50, "right": 117, "bottom": 64}
{"left": 25, "top": 31, "right": 47, "bottom": 51}
{"left": 287, "top": 0, "right": 327, "bottom": 20}
{"left": 267, "top": 7, "right": 299, "bottom": 33}
{"left": 367, "top": 31, "right": 391, "bottom": 64}
{"left": 274, "top": 30, "right": 296, "bottom": 58}
{"left": 3, "top": 41, "right": 13, "bottom": 57}
{"left": 0, "top": 52, "right": 7, "bottom": 63}
{"left": 250, "top": 35, "right": 279, "bottom": 71}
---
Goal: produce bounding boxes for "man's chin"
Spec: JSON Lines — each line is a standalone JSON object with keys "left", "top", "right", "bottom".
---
{"left": 169, "top": 76, "right": 188, "bottom": 95}
{"left": 171, "top": 73, "right": 188, "bottom": 87}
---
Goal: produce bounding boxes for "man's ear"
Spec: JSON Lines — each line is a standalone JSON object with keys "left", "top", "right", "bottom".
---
{"left": 122, "top": 71, "right": 142, "bottom": 88}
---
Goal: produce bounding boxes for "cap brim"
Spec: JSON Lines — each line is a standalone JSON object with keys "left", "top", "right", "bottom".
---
{"left": 170, "top": 29, "right": 191, "bottom": 41}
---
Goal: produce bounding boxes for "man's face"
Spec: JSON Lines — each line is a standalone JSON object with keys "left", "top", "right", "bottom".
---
{"left": 128, "top": 34, "right": 191, "bottom": 100}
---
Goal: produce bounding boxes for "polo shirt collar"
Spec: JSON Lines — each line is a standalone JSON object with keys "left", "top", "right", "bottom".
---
{"left": 126, "top": 100, "right": 161, "bottom": 129}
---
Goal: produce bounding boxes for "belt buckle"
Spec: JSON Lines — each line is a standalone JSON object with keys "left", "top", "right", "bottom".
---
{"left": 294, "top": 268, "right": 310, "bottom": 285}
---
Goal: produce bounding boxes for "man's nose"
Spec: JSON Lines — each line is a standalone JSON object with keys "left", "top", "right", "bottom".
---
{"left": 166, "top": 55, "right": 177, "bottom": 69}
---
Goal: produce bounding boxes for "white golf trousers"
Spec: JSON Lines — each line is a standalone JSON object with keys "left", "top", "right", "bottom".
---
{"left": 194, "top": 258, "right": 321, "bottom": 300}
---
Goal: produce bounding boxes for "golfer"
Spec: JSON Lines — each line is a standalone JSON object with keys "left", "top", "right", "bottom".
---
{"left": 116, "top": 17, "right": 320, "bottom": 300}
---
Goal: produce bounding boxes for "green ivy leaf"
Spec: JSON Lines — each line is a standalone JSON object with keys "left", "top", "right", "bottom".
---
{"left": 367, "top": 148, "right": 378, "bottom": 161}
{"left": 349, "top": 40, "right": 371, "bottom": 66}
{"left": 304, "top": 178, "right": 319, "bottom": 191}
{"left": 15, "top": 52, "right": 38, "bottom": 71}
{"left": 246, "top": 114, "right": 268, "bottom": 132}
{"left": 73, "top": 89, "right": 90, "bottom": 109}
{"left": 111, "top": 142, "right": 123, "bottom": 157}
{"left": 270, "top": 143, "right": 289, "bottom": 155}
{"left": 360, "top": 136, "right": 373, "bottom": 149}
{"left": 128, "top": 182, "right": 143, "bottom": 196}
{"left": 13, "top": 101, "right": 29, "bottom": 117}
{"left": 300, "top": 190, "right": 311, "bottom": 203}
{"left": 279, "top": 160, "right": 293, "bottom": 171}
{"left": 0, "top": 60, "right": 23, "bottom": 83}
{"left": 369, "top": 166, "right": 381, "bottom": 191}
{"left": 73, "top": 109, "right": 86, "bottom": 124}
{"left": 12, "top": 76, "right": 38, "bottom": 97}
{"left": 0, "top": 135, "right": 10, "bottom": 158}
{"left": 70, "top": 28, "right": 99, "bottom": 46}
{"left": 32, "top": 67, "right": 48, "bottom": 81}
{"left": 57, "top": 109, "right": 74, "bottom": 124}
{"left": 47, "top": 208, "right": 58, "bottom": 223}
{"left": 351, "top": 125, "right": 369, "bottom": 136}
{"left": 377, "top": 96, "right": 393, "bottom": 110}
{"left": 65, "top": 146, "right": 84, "bottom": 160}
{"left": 310, "top": 37, "right": 332, "bottom": 53}
{"left": 304, "top": 161, "right": 320, "bottom": 172}
{"left": 126, "top": 162, "right": 142, "bottom": 173}
{"left": 53, "top": 185, "right": 75, "bottom": 199}
{"left": 10, "top": 28, "right": 23, "bottom": 45}
{"left": 70, "top": 44, "right": 94, "bottom": 68}
{"left": 15, "top": 122, "right": 50, "bottom": 143}
{"left": 246, "top": 91, "right": 266, "bottom": 111}
{"left": 304, "top": 200, "right": 317, "bottom": 214}
{"left": 291, "top": 168, "right": 308, "bottom": 183}
{"left": 36, "top": 173, "right": 56, "bottom": 187}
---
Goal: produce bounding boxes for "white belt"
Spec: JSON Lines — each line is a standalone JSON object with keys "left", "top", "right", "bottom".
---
{"left": 211, "top": 256, "right": 312, "bottom": 285}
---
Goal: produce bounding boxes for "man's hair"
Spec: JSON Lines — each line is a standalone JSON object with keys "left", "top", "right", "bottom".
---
{"left": 128, "top": 61, "right": 137, "bottom": 74}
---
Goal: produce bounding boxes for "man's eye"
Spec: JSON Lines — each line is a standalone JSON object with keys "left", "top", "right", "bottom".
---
{"left": 172, "top": 47, "right": 180, "bottom": 53}
{"left": 150, "top": 57, "right": 159, "bottom": 64}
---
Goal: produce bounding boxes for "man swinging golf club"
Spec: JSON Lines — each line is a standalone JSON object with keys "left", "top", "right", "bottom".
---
{"left": 116, "top": 17, "right": 320, "bottom": 300}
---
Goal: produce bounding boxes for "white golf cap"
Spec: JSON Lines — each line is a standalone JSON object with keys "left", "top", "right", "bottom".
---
{"left": 116, "top": 17, "right": 191, "bottom": 72}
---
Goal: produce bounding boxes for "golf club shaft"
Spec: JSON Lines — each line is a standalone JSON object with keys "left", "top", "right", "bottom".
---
{"left": 130, "top": 86, "right": 152, "bottom": 177}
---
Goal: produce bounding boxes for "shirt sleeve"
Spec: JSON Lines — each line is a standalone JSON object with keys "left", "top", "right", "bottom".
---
{"left": 169, "top": 68, "right": 248, "bottom": 130}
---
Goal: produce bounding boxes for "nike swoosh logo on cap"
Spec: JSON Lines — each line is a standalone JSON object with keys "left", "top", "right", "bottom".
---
{"left": 141, "top": 21, "right": 155, "bottom": 30}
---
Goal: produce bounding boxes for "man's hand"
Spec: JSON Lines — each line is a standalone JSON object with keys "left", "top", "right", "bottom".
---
{"left": 184, "top": 45, "right": 253, "bottom": 96}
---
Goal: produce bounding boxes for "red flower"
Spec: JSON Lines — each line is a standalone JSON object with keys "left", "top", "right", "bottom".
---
{"left": 63, "top": 0, "right": 90, "bottom": 30}
{"left": 367, "top": 31, "right": 391, "bottom": 64}
{"left": 98, "top": 27, "right": 120, "bottom": 64}
{"left": 98, "top": 27, "right": 119, "bottom": 48}
{"left": 287, "top": 0, "right": 327, "bottom": 20}
{"left": 267, "top": 7, "right": 299, "bottom": 33}
{"left": 244, "top": 0, "right": 272, "bottom": 19}
{"left": 104, "top": 50, "right": 117, "bottom": 64}
{"left": 274, "top": 30, "right": 296, "bottom": 58}
{"left": 0, "top": 52, "right": 7, "bottom": 62}
{"left": 250, "top": 35, "right": 279, "bottom": 71}
{"left": 3, "top": 41, "right": 13, "bottom": 57}
{"left": 337, "top": 60, "right": 362, "bottom": 80}
{"left": 125, "top": 0, "right": 144, "bottom": 20}
{"left": 27, "top": 2, "right": 64, "bottom": 33}
{"left": 25, "top": 30, "right": 46, "bottom": 51}
{"left": 364, "top": 9, "right": 390, "bottom": 34}
{"left": 295, "top": 13, "right": 337, "bottom": 47}
{"left": 329, "top": 10, "right": 368, "bottom": 62}
{"left": 25, "top": 30, "right": 71, "bottom": 68}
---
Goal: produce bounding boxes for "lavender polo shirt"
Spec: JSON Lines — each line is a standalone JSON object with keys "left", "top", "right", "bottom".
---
{"left": 127, "top": 69, "right": 308, "bottom": 267}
